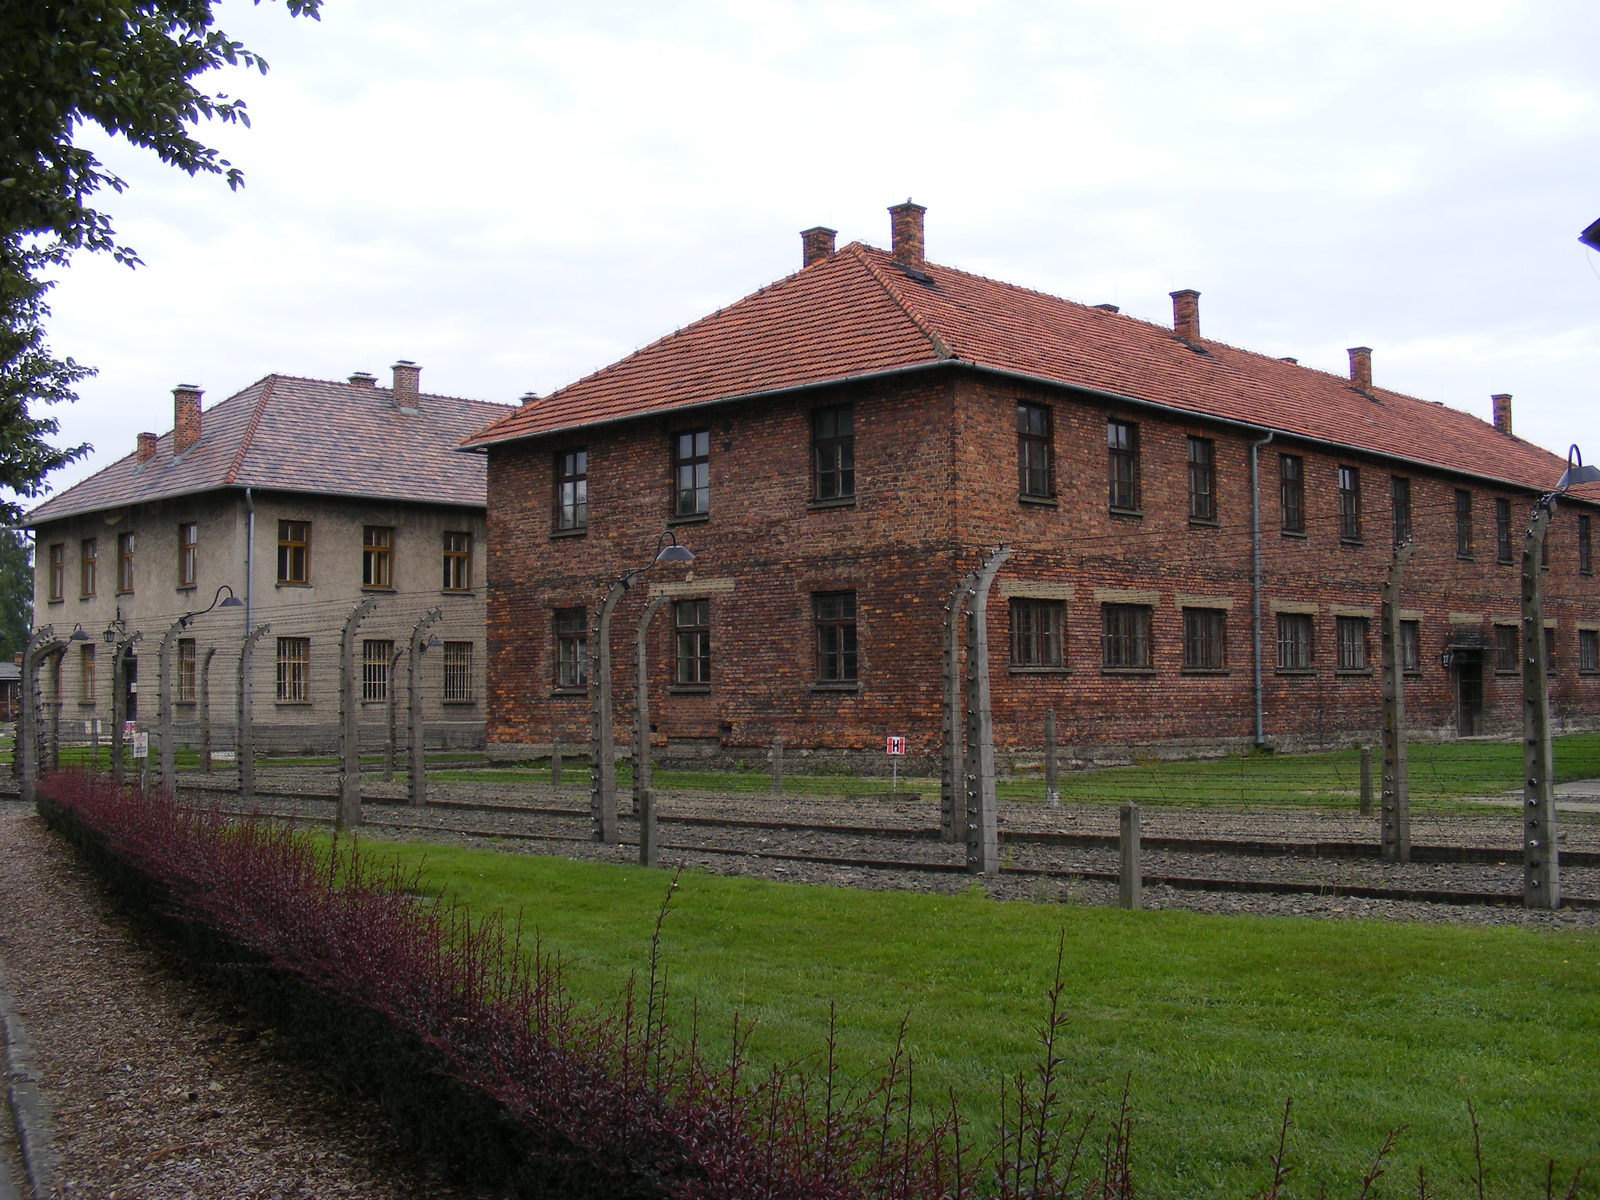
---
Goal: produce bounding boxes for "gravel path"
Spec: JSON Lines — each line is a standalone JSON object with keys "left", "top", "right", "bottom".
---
{"left": 0, "top": 804, "right": 483, "bottom": 1200}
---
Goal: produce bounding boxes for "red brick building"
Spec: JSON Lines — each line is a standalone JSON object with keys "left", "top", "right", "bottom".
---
{"left": 466, "top": 203, "right": 1600, "bottom": 766}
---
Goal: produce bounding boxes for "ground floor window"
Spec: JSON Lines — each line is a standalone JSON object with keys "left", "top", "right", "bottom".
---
{"left": 1580, "top": 629, "right": 1599, "bottom": 674}
{"left": 276, "top": 637, "right": 310, "bottom": 702}
{"left": 675, "top": 599, "right": 712, "bottom": 684}
{"left": 814, "top": 591, "right": 858, "bottom": 683}
{"left": 1181, "top": 608, "right": 1226, "bottom": 671}
{"left": 1399, "top": 620, "right": 1421, "bottom": 674}
{"left": 1494, "top": 624, "right": 1519, "bottom": 673}
{"left": 1101, "top": 604, "right": 1152, "bottom": 669}
{"left": 555, "top": 609, "right": 587, "bottom": 689}
{"left": 177, "top": 638, "right": 197, "bottom": 703}
{"left": 79, "top": 644, "right": 96, "bottom": 703}
{"left": 363, "top": 639, "right": 394, "bottom": 702}
{"left": 443, "top": 641, "right": 473, "bottom": 701}
{"left": 1276, "top": 613, "right": 1313, "bottom": 670}
{"left": 1010, "top": 598, "right": 1064, "bottom": 667}
{"left": 1336, "top": 617, "right": 1369, "bottom": 672}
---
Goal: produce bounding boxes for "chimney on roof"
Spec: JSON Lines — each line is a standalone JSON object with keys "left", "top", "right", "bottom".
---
{"left": 349, "top": 371, "right": 377, "bottom": 388}
{"left": 1094, "top": 303, "right": 1120, "bottom": 313}
{"left": 136, "top": 432, "right": 158, "bottom": 464}
{"left": 519, "top": 391, "right": 539, "bottom": 406}
{"left": 888, "top": 200, "right": 926, "bottom": 271}
{"left": 1348, "top": 346, "right": 1373, "bottom": 393}
{"left": 801, "top": 226, "right": 837, "bottom": 268}
{"left": 392, "top": 360, "right": 420, "bottom": 407}
{"left": 1491, "top": 393, "right": 1513, "bottom": 436}
{"left": 173, "top": 384, "right": 203, "bottom": 455}
{"left": 1170, "top": 290, "right": 1200, "bottom": 342}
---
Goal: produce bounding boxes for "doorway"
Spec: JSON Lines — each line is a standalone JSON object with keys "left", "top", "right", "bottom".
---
{"left": 1455, "top": 651, "right": 1484, "bottom": 737}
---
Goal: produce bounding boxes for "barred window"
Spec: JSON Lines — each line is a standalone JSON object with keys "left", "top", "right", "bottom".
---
{"left": 276, "top": 637, "right": 310, "bottom": 702}
{"left": 277, "top": 521, "right": 310, "bottom": 584}
{"left": 1279, "top": 455, "right": 1305, "bottom": 534}
{"left": 1182, "top": 608, "right": 1226, "bottom": 670}
{"left": 1455, "top": 490, "right": 1474, "bottom": 559}
{"left": 443, "top": 531, "right": 472, "bottom": 591}
{"left": 555, "top": 609, "right": 587, "bottom": 689}
{"left": 1495, "top": 498, "right": 1513, "bottom": 564}
{"left": 675, "top": 599, "right": 711, "bottom": 684}
{"left": 813, "top": 406, "right": 855, "bottom": 502}
{"left": 1017, "top": 404, "right": 1052, "bottom": 499}
{"left": 1400, "top": 620, "right": 1420, "bottom": 674}
{"left": 1338, "top": 466, "right": 1362, "bottom": 541}
{"left": 1101, "top": 604, "right": 1152, "bottom": 669}
{"left": 673, "top": 430, "right": 710, "bottom": 517}
{"left": 1580, "top": 630, "right": 1599, "bottom": 674}
{"left": 363, "top": 526, "right": 394, "bottom": 589}
{"left": 1336, "top": 616, "right": 1369, "bottom": 672}
{"left": 1276, "top": 613, "right": 1314, "bottom": 670}
{"left": 1010, "top": 598, "right": 1063, "bottom": 667}
{"left": 1494, "top": 624, "right": 1519, "bottom": 673}
{"left": 556, "top": 450, "right": 588, "bottom": 531}
{"left": 814, "top": 591, "right": 858, "bottom": 683}
{"left": 1187, "top": 437, "right": 1216, "bottom": 521}
{"left": 178, "top": 522, "right": 198, "bottom": 588}
{"left": 177, "top": 638, "right": 196, "bottom": 703}
{"left": 443, "top": 642, "right": 473, "bottom": 701}
{"left": 1390, "top": 476, "right": 1412, "bottom": 545}
{"left": 362, "top": 639, "right": 394, "bottom": 703}
{"left": 1107, "top": 420, "right": 1140, "bottom": 510}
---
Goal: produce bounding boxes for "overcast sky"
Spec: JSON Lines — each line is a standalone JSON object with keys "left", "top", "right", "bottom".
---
{"left": 27, "top": 0, "right": 1600, "bottom": 504}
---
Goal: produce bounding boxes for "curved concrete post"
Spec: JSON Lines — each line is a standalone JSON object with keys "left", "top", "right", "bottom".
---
{"left": 941, "top": 569, "right": 979, "bottom": 843}
{"left": 336, "top": 595, "right": 380, "bottom": 831}
{"left": 590, "top": 579, "right": 628, "bottom": 844}
{"left": 406, "top": 607, "right": 442, "bottom": 807}
{"left": 1379, "top": 538, "right": 1415, "bottom": 864}
{"left": 236, "top": 624, "right": 270, "bottom": 799}
{"left": 19, "top": 629, "right": 62, "bottom": 806}
{"left": 157, "top": 615, "right": 188, "bottom": 794}
{"left": 1522, "top": 502, "right": 1559, "bottom": 908}
{"left": 632, "top": 594, "right": 670, "bottom": 816}
{"left": 199, "top": 646, "right": 218, "bottom": 773}
{"left": 965, "top": 546, "right": 1012, "bottom": 875}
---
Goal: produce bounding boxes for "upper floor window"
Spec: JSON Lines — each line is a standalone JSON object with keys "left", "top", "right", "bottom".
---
{"left": 1455, "top": 490, "right": 1474, "bottom": 559}
{"left": 362, "top": 639, "right": 394, "bottom": 703}
{"left": 1276, "top": 613, "right": 1313, "bottom": 670}
{"left": 47, "top": 543, "right": 64, "bottom": 602}
{"left": 1580, "top": 515, "right": 1593, "bottom": 576}
{"left": 116, "top": 532, "right": 134, "bottom": 595}
{"left": 443, "top": 531, "right": 472, "bottom": 591}
{"left": 673, "top": 430, "right": 710, "bottom": 517}
{"left": 178, "top": 522, "right": 198, "bottom": 588}
{"left": 80, "top": 538, "right": 97, "bottom": 598}
{"left": 556, "top": 449, "right": 587, "bottom": 531}
{"left": 278, "top": 520, "right": 310, "bottom": 584}
{"left": 177, "top": 637, "right": 197, "bottom": 703}
{"left": 1279, "top": 455, "right": 1305, "bottom": 534}
{"left": 1390, "top": 476, "right": 1411, "bottom": 545}
{"left": 1494, "top": 624, "right": 1519, "bottom": 673}
{"left": 555, "top": 608, "right": 588, "bottom": 689}
{"left": 1017, "top": 403, "right": 1052, "bottom": 499}
{"left": 1101, "top": 603, "right": 1152, "bottom": 669}
{"left": 1338, "top": 466, "right": 1362, "bottom": 542}
{"left": 442, "top": 641, "right": 474, "bottom": 701}
{"left": 675, "top": 599, "right": 712, "bottom": 685}
{"left": 1495, "top": 498, "right": 1513, "bottom": 564}
{"left": 1107, "top": 419, "right": 1140, "bottom": 511}
{"left": 814, "top": 591, "right": 858, "bottom": 684}
{"left": 363, "top": 526, "right": 394, "bottom": 589}
{"left": 1187, "top": 437, "right": 1216, "bottom": 522}
{"left": 1336, "top": 616, "right": 1369, "bottom": 671}
{"left": 1009, "top": 598, "right": 1063, "bottom": 667}
{"left": 812, "top": 406, "right": 855, "bottom": 502}
{"left": 1182, "top": 607, "right": 1226, "bottom": 670}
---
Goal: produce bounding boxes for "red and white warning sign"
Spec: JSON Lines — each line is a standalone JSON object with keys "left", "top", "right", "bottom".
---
{"left": 886, "top": 736, "right": 906, "bottom": 756}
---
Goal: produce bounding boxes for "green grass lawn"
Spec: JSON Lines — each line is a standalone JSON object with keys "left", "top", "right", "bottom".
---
{"left": 363, "top": 840, "right": 1600, "bottom": 1200}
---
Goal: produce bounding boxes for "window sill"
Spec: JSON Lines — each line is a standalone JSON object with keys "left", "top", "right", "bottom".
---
{"left": 77, "top": 701, "right": 97, "bottom": 708}
{"left": 809, "top": 683, "right": 861, "bottom": 694}
{"left": 175, "top": 700, "right": 196, "bottom": 708}
{"left": 550, "top": 527, "right": 587, "bottom": 540}
{"left": 1457, "top": 554, "right": 1476, "bottom": 563}
{"left": 45, "top": 599, "right": 63, "bottom": 606}
{"left": 668, "top": 684, "right": 711, "bottom": 695}
{"left": 807, "top": 497, "right": 856, "bottom": 511}
{"left": 1275, "top": 668, "right": 1317, "bottom": 676}
{"left": 1403, "top": 670, "right": 1424, "bottom": 679}
{"left": 1496, "top": 558, "right": 1515, "bottom": 567}
{"left": 1579, "top": 670, "right": 1600, "bottom": 677}
{"left": 274, "top": 700, "right": 313, "bottom": 707}
{"left": 1108, "top": 507, "right": 1144, "bottom": 520}
{"left": 276, "top": 582, "right": 312, "bottom": 589}
{"left": 1187, "top": 518, "right": 1220, "bottom": 529}
{"left": 441, "top": 699, "right": 478, "bottom": 706}
{"left": 441, "top": 589, "right": 475, "bottom": 597}
{"left": 1495, "top": 669, "right": 1521, "bottom": 677}
{"left": 361, "top": 699, "right": 389, "bottom": 706}
{"left": 1017, "top": 494, "right": 1058, "bottom": 508}
{"left": 361, "top": 586, "right": 396, "bottom": 593}
{"left": 175, "top": 585, "right": 196, "bottom": 593}
{"left": 1280, "top": 530, "right": 1308, "bottom": 541}
{"left": 1180, "top": 668, "right": 1230, "bottom": 676}
{"left": 1101, "top": 668, "right": 1156, "bottom": 676}
{"left": 1339, "top": 538, "right": 1365, "bottom": 548}
{"left": 79, "top": 595, "right": 97, "bottom": 602}
{"left": 1334, "top": 669, "right": 1373, "bottom": 678}
{"left": 667, "top": 513, "right": 710, "bottom": 527}
{"left": 115, "top": 590, "right": 133, "bottom": 597}
{"left": 550, "top": 687, "right": 587, "bottom": 699}
{"left": 1008, "top": 666, "right": 1071, "bottom": 676}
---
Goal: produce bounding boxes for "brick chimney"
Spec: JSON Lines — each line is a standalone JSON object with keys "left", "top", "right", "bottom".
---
{"left": 392, "top": 360, "right": 420, "bottom": 407}
{"left": 801, "top": 226, "right": 837, "bottom": 268}
{"left": 173, "top": 384, "right": 203, "bottom": 455}
{"left": 136, "top": 432, "right": 158, "bottom": 464}
{"left": 889, "top": 200, "right": 926, "bottom": 270}
{"left": 348, "top": 371, "right": 377, "bottom": 388}
{"left": 1491, "top": 393, "right": 1513, "bottom": 436}
{"left": 1170, "top": 290, "right": 1200, "bottom": 341}
{"left": 1348, "top": 346, "right": 1373, "bottom": 393}
{"left": 519, "top": 391, "right": 540, "bottom": 407}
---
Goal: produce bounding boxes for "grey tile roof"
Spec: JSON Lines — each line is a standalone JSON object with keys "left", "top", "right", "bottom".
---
{"left": 25, "top": 375, "right": 512, "bottom": 526}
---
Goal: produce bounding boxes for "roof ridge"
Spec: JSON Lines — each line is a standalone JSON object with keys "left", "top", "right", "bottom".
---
{"left": 845, "top": 243, "right": 954, "bottom": 361}
{"left": 224, "top": 374, "right": 277, "bottom": 485}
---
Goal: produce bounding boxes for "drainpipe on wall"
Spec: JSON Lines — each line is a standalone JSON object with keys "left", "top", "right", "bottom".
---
{"left": 1249, "top": 430, "right": 1275, "bottom": 748}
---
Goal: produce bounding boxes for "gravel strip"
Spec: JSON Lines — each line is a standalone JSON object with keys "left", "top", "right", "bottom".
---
{"left": 0, "top": 804, "right": 485, "bottom": 1200}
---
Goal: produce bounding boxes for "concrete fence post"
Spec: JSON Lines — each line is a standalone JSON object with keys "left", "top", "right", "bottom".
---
{"left": 336, "top": 596, "right": 380, "bottom": 831}
{"left": 384, "top": 646, "right": 404, "bottom": 783}
{"left": 941, "top": 570, "right": 978, "bottom": 843}
{"left": 1379, "top": 539, "right": 1414, "bottom": 863}
{"left": 589, "top": 580, "right": 627, "bottom": 844}
{"left": 156, "top": 614, "right": 189, "bottom": 794}
{"left": 771, "top": 737, "right": 783, "bottom": 795}
{"left": 407, "top": 607, "right": 442, "bottom": 809}
{"left": 1119, "top": 802, "right": 1143, "bottom": 910}
{"left": 1358, "top": 745, "right": 1373, "bottom": 817}
{"left": 236, "top": 624, "right": 269, "bottom": 801}
{"left": 19, "top": 629, "right": 62, "bottom": 807}
{"left": 1044, "top": 709, "right": 1059, "bottom": 805}
{"left": 964, "top": 546, "right": 1011, "bottom": 876}
{"left": 48, "top": 647, "right": 64, "bottom": 773}
{"left": 551, "top": 739, "right": 562, "bottom": 785}
{"left": 199, "top": 646, "right": 217, "bottom": 774}
{"left": 110, "top": 636, "right": 137, "bottom": 789}
{"left": 632, "top": 595, "right": 669, "bottom": 817}
{"left": 1522, "top": 501, "right": 1560, "bottom": 909}
{"left": 639, "top": 787, "right": 658, "bottom": 868}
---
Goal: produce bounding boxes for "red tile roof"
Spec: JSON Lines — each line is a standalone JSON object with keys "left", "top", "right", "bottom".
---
{"left": 464, "top": 243, "right": 1593, "bottom": 501}
{"left": 25, "top": 375, "right": 512, "bottom": 526}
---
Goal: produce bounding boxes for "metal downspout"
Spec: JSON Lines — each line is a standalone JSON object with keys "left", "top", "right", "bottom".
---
{"left": 1250, "top": 431, "right": 1275, "bottom": 747}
